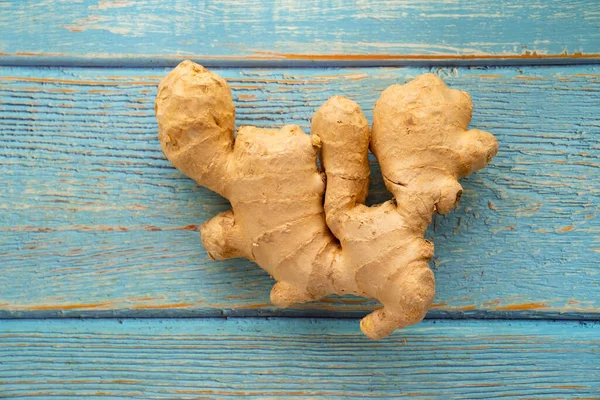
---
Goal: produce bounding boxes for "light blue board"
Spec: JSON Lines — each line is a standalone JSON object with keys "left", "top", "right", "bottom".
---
{"left": 0, "top": 65, "right": 598, "bottom": 317}
{"left": 0, "top": 318, "right": 598, "bottom": 398}
{"left": 0, "top": 0, "right": 599, "bottom": 66}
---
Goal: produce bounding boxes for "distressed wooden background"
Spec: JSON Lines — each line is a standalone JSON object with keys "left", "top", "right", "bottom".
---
{"left": 0, "top": 0, "right": 599, "bottom": 398}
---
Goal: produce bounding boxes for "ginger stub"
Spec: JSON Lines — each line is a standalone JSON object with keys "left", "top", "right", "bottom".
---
{"left": 155, "top": 60, "right": 498, "bottom": 339}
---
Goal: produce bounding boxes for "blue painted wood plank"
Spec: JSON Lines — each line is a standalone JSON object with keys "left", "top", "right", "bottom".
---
{"left": 0, "top": 1, "right": 599, "bottom": 67}
{"left": 0, "top": 65, "right": 599, "bottom": 318}
{"left": 0, "top": 318, "right": 598, "bottom": 398}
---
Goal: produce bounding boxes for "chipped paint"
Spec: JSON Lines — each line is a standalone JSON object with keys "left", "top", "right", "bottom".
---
{"left": 557, "top": 225, "right": 575, "bottom": 233}
{"left": 493, "top": 303, "right": 549, "bottom": 311}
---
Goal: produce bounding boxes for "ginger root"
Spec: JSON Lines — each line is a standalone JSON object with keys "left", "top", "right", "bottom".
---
{"left": 155, "top": 61, "right": 498, "bottom": 339}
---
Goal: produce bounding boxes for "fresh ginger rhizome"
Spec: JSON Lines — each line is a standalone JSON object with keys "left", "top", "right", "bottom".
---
{"left": 155, "top": 61, "right": 498, "bottom": 339}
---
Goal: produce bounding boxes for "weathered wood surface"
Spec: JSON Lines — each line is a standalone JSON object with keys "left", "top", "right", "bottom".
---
{"left": 1, "top": 2, "right": 599, "bottom": 399}
{"left": 1, "top": 65, "right": 598, "bottom": 318}
{"left": 0, "top": 318, "right": 598, "bottom": 398}
{"left": 1, "top": 0, "right": 599, "bottom": 66}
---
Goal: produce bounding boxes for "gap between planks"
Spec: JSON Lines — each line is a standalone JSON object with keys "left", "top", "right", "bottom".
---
{"left": 2, "top": 308, "right": 600, "bottom": 322}
{"left": 1, "top": 54, "right": 600, "bottom": 68}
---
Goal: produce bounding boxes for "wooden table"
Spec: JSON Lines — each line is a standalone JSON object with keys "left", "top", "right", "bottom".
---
{"left": 1, "top": 1, "right": 599, "bottom": 398}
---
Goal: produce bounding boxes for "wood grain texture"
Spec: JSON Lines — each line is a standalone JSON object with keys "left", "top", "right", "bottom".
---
{"left": 0, "top": 65, "right": 599, "bottom": 318}
{"left": 0, "top": 318, "right": 598, "bottom": 398}
{"left": 0, "top": 0, "right": 599, "bottom": 66}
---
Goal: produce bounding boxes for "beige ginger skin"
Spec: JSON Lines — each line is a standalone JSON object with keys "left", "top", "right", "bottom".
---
{"left": 155, "top": 60, "right": 498, "bottom": 339}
